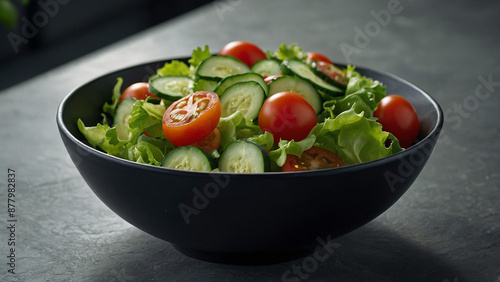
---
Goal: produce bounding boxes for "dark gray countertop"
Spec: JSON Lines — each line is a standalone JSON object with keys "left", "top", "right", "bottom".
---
{"left": 1, "top": 0, "right": 499, "bottom": 281}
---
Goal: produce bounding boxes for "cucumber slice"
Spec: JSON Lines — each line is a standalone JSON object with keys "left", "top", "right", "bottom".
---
{"left": 196, "top": 55, "right": 251, "bottom": 81}
{"left": 149, "top": 76, "right": 194, "bottom": 101}
{"left": 214, "top": 72, "right": 268, "bottom": 96}
{"left": 220, "top": 81, "right": 266, "bottom": 120}
{"left": 251, "top": 59, "right": 282, "bottom": 77}
{"left": 268, "top": 75, "right": 322, "bottom": 114}
{"left": 160, "top": 146, "right": 214, "bottom": 172}
{"left": 282, "top": 59, "right": 343, "bottom": 96}
{"left": 113, "top": 98, "right": 136, "bottom": 141}
{"left": 310, "top": 61, "right": 347, "bottom": 89}
{"left": 218, "top": 140, "right": 270, "bottom": 173}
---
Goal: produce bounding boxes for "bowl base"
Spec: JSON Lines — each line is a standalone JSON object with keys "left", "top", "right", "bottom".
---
{"left": 172, "top": 244, "right": 313, "bottom": 265}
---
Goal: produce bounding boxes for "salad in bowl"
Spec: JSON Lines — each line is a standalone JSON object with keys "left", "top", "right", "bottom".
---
{"left": 77, "top": 41, "right": 420, "bottom": 173}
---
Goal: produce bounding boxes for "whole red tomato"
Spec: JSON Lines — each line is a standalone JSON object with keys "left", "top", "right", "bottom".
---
{"left": 219, "top": 41, "right": 267, "bottom": 67}
{"left": 373, "top": 95, "right": 419, "bottom": 148}
{"left": 118, "top": 82, "right": 159, "bottom": 104}
{"left": 258, "top": 92, "right": 317, "bottom": 144}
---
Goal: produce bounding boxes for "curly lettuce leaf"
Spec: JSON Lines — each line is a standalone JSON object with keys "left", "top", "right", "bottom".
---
{"left": 318, "top": 75, "right": 386, "bottom": 120}
{"left": 128, "top": 98, "right": 167, "bottom": 138}
{"left": 78, "top": 118, "right": 125, "bottom": 156}
{"left": 102, "top": 77, "right": 123, "bottom": 117}
{"left": 266, "top": 43, "right": 307, "bottom": 61}
{"left": 156, "top": 60, "right": 190, "bottom": 77}
{"left": 247, "top": 131, "right": 274, "bottom": 152}
{"left": 129, "top": 141, "right": 166, "bottom": 165}
{"left": 189, "top": 45, "right": 211, "bottom": 67}
{"left": 217, "top": 111, "right": 262, "bottom": 151}
{"left": 78, "top": 118, "right": 172, "bottom": 165}
{"left": 312, "top": 108, "right": 402, "bottom": 165}
{"left": 268, "top": 135, "right": 316, "bottom": 167}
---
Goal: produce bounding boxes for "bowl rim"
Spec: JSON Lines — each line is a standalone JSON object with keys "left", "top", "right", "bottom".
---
{"left": 56, "top": 58, "right": 444, "bottom": 179}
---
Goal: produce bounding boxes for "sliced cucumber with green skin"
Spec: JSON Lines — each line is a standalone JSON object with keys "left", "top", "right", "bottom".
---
{"left": 220, "top": 81, "right": 266, "bottom": 120}
{"left": 310, "top": 61, "right": 347, "bottom": 89}
{"left": 149, "top": 76, "right": 194, "bottom": 101}
{"left": 281, "top": 59, "right": 343, "bottom": 96}
{"left": 160, "top": 146, "right": 215, "bottom": 172}
{"left": 268, "top": 75, "right": 323, "bottom": 114}
{"left": 251, "top": 59, "right": 282, "bottom": 77}
{"left": 196, "top": 55, "right": 251, "bottom": 81}
{"left": 193, "top": 78, "right": 219, "bottom": 92}
{"left": 214, "top": 72, "right": 268, "bottom": 96}
{"left": 218, "top": 140, "right": 270, "bottom": 173}
{"left": 113, "top": 98, "right": 136, "bottom": 141}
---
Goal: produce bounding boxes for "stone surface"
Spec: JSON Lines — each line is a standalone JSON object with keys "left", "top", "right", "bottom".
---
{"left": 0, "top": 0, "right": 499, "bottom": 281}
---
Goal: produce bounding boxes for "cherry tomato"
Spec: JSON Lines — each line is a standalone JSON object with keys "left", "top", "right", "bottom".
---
{"left": 306, "top": 52, "right": 333, "bottom": 64}
{"left": 258, "top": 92, "right": 317, "bottom": 144}
{"left": 162, "top": 91, "right": 221, "bottom": 146}
{"left": 282, "top": 146, "right": 344, "bottom": 172}
{"left": 118, "top": 82, "right": 159, "bottom": 104}
{"left": 264, "top": 75, "right": 283, "bottom": 84}
{"left": 373, "top": 95, "right": 419, "bottom": 148}
{"left": 312, "top": 61, "right": 347, "bottom": 87}
{"left": 191, "top": 128, "right": 221, "bottom": 152}
{"left": 219, "top": 41, "right": 267, "bottom": 67}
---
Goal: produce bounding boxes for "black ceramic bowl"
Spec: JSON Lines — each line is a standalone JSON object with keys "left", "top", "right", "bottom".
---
{"left": 57, "top": 58, "right": 443, "bottom": 264}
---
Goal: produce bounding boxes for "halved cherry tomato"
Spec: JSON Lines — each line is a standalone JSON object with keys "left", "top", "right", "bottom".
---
{"left": 162, "top": 91, "right": 221, "bottom": 146}
{"left": 118, "top": 82, "right": 159, "bottom": 104}
{"left": 219, "top": 41, "right": 267, "bottom": 67}
{"left": 373, "top": 95, "right": 419, "bottom": 148}
{"left": 281, "top": 146, "right": 344, "bottom": 172}
{"left": 313, "top": 61, "right": 347, "bottom": 87}
{"left": 306, "top": 52, "right": 333, "bottom": 64}
{"left": 191, "top": 128, "right": 221, "bottom": 152}
{"left": 258, "top": 92, "right": 317, "bottom": 144}
{"left": 264, "top": 75, "right": 283, "bottom": 84}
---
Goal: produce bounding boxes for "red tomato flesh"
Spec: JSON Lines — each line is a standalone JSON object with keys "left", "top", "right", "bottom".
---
{"left": 264, "top": 75, "right": 283, "bottom": 84}
{"left": 282, "top": 146, "right": 344, "bottom": 172}
{"left": 162, "top": 91, "right": 221, "bottom": 146}
{"left": 306, "top": 52, "right": 333, "bottom": 64}
{"left": 191, "top": 128, "right": 221, "bottom": 152}
{"left": 313, "top": 61, "right": 347, "bottom": 87}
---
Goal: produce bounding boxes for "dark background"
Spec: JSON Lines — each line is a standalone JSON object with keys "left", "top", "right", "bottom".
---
{"left": 0, "top": 0, "right": 213, "bottom": 90}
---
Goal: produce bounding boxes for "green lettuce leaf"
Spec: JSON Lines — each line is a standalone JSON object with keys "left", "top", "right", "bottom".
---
{"left": 78, "top": 117, "right": 173, "bottom": 164}
{"left": 266, "top": 43, "right": 307, "bottom": 61}
{"left": 128, "top": 98, "right": 167, "bottom": 139}
{"left": 189, "top": 45, "right": 211, "bottom": 67}
{"left": 318, "top": 75, "right": 386, "bottom": 120}
{"left": 268, "top": 135, "right": 316, "bottom": 167}
{"left": 156, "top": 60, "right": 190, "bottom": 77}
{"left": 343, "top": 64, "right": 362, "bottom": 81}
{"left": 312, "top": 108, "right": 403, "bottom": 165}
{"left": 78, "top": 118, "right": 125, "bottom": 156}
{"left": 130, "top": 141, "right": 166, "bottom": 166}
{"left": 102, "top": 77, "right": 123, "bottom": 117}
{"left": 217, "top": 111, "right": 262, "bottom": 151}
{"left": 247, "top": 131, "right": 274, "bottom": 152}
